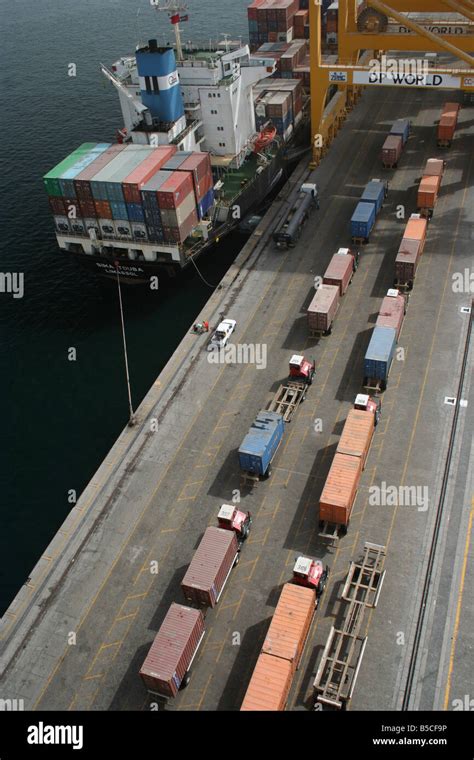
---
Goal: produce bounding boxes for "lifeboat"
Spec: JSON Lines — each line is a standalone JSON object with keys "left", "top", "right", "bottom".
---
{"left": 253, "top": 124, "right": 277, "bottom": 153}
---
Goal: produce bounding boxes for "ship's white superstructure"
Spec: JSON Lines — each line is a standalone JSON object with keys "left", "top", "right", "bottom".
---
{"left": 104, "top": 45, "right": 276, "bottom": 167}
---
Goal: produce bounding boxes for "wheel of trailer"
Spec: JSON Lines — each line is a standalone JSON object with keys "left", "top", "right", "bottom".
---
{"left": 357, "top": 8, "right": 388, "bottom": 33}
{"left": 180, "top": 673, "right": 191, "bottom": 690}
{"left": 233, "top": 555, "right": 240, "bottom": 567}
{"left": 341, "top": 523, "right": 348, "bottom": 536}
{"left": 375, "top": 411, "right": 381, "bottom": 427}
{"left": 264, "top": 467, "right": 272, "bottom": 479}
{"left": 325, "top": 325, "right": 332, "bottom": 336}
{"left": 408, "top": 281, "right": 413, "bottom": 292}
{"left": 381, "top": 380, "right": 387, "bottom": 391}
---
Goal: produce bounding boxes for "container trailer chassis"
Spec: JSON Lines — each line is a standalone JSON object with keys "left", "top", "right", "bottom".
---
{"left": 267, "top": 382, "right": 307, "bottom": 421}
{"left": 313, "top": 542, "right": 386, "bottom": 710}
{"left": 417, "top": 205, "right": 434, "bottom": 220}
{"left": 318, "top": 515, "right": 352, "bottom": 542}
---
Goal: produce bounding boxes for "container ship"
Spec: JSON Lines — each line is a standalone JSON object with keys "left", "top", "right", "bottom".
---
{"left": 44, "top": 0, "right": 325, "bottom": 284}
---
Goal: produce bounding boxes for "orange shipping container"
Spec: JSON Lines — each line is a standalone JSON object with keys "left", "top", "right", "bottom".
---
{"left": 437, "top": 114, "right": 456, "bottom": 142}
{"left": 240, "top": 653, "right": 293, "bottom": 711}
{"left": 261, "top": 583, "right": 315, "bottom": 671}
{"left": 319, "top": 452, "right": 362, "bottom": 528}
{"left": 336, "top": 409, "right": 374, "bottom": 469}
{"left": 423, "top": 158, "right": 445, "bottom": 178}
{"left": 417, "top": 175, "right": 441, "bottom": 210}
{"left": 403, "top": 214, "right": 427, "bottom": 247}
{"left": 441, "top": 101, "right": 460, "bottom": 120}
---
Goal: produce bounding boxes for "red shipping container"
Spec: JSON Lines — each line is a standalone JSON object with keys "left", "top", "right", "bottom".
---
{"left": 178, "top": 153, "right": 213, "bottom": 200}
{"left": 307, "top": 284, "right": 340, "bottom": 334}
{"left": 394, "top": 239, "right": 421, "bottom": 287}
{"left": 122, "top": 145, "right": 177, "bottom": 203}
{"left": 437, "top": 114, "right": 456, "bottom": 143}
{"left": 62, "top": 198, "right": 81, "bottom": 218}
{"left": 181, "top": 526, "right": 238, "bottom": 607}
{"left": 323, "top": 251, "right": 354, "bottom": 295}
{"left": 395, "top": 217, "right": 426, "bottom": 286}
{"left": 94, "top": 199, "right": 113, "bottom": 219}
{"left": 49, "top": 196, "right": 66, "bottom": 215}
{"left": 139, "top": 604, "right": 205, "bottom": 698}
{"left": 381, "top": 134, "right": 403, "bottom": 167}
{"left": 74, "top": 144, "right": 126, "bottom": 201}
{"left": 157, "top": 170, "right": 194, "bottom": 209}
{"left": 376, "top": 290, "right": 405, "bottom": 341}
{"left": 79, "top": 199, "right": 97, "bottom": 218}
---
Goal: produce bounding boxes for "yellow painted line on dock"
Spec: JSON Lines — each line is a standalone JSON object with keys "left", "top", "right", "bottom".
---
{"left": 443, "top": 500, "right": 474, "bottom": 710}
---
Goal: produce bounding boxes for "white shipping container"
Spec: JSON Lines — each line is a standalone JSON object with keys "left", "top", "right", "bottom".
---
{"left": 69, "top": 218, "right": 86, "bottom": 236}
{"left": 131, "top": 222, "right": 148, "bottom": 242}
{"left": 115, "top": 220, "right": 133, "bottom": 239}
{"left": 84, "top": 218, "right": 100, "bottom": 239}
{"left": 99, "top": 219, "right": 116, "bottom": 238}
{"left": 160, "top": 192, "right": 196, "bottom": 228}
{"left": 54, "top": 215, "right": 70, "bottom": 234}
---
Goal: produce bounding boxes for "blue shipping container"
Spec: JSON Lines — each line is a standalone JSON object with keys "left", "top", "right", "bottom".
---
{"left": 146, "top": 224, "right": 165, "bottom": 243}
{"left": 364, "top": 326, "right": 397, "bottom": 383}
{"left": 350, "top": 201, "right": 376, "bottom": 239}
{"left": 390, "top": 118, "right": 410, "bottom": 146}
{"left": 127, "top": 202, "right": 145, "bottom": 223}
{"left": 110, "top": 201, "right": 128, "bottom": 220}
{"left": 197, "top": 188, "right": 214, "bottom": 219}
{"left": 238, "top": 411, "right": 284, "bottom": 476}
{"left": 360, "top": 179, "right": 386, "bottom": 215}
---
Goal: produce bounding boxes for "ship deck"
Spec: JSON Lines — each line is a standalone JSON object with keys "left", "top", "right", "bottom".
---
{"left": 0, "top": 84, "right": 472, "bottom": 712}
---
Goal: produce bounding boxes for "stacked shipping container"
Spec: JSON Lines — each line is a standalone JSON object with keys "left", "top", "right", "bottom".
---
{"left": 241, "top": 583, "right": 315, "bottom": 710}
{"left": 417, "top": 158, "right": 445, "bottom": 217}
{"left": 254, "top": 78, "right": 304, "bottom": 140}
{"left": 248, "top": 0, "right": 299, "bottom": 50}
{"left": 44, "top": 144, "right": 215, "bottom": 247}
{"left": 437, "top": 102, "right": 460, "bottom": 147}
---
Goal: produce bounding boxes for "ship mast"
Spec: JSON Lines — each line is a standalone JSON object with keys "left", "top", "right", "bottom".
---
{"left": 150, "top": 0, "right": 188, "bottom": 61}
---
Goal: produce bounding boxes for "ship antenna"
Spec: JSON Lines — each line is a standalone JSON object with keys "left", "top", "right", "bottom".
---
{"left": 114, "top": 262, "right": 136, "bottom": 427}
{"left": 150, "top": 0, "right": 188, "bottom": 61}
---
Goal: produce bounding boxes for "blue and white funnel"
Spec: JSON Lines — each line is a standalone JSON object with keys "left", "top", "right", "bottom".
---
{"left": 136, "top": 40, "right": 184, "bottom": 123}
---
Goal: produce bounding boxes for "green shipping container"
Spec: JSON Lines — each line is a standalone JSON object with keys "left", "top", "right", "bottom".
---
{"left": 43, "top": 143, "right": 98, "bottom": 196}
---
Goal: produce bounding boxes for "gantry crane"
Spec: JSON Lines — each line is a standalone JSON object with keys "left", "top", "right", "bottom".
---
{"left": 309, "top": 0, "right": 474, "bottom": 165}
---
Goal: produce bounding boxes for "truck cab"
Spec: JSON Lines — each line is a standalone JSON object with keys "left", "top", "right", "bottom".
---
{"left": 288, "top": 355, "right": 315, "bottom": 385}
{"left": 336, "top": 246, "right": 360, "bottom": 272}
{"left": 217, "top": 504, "right": 252, "bottom": 542}
{"left": 292, "top": 556, "right": 329, "bottom": 599}
{"left": 354, "top": 393, "right": 381, "bottom": 426}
